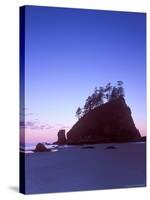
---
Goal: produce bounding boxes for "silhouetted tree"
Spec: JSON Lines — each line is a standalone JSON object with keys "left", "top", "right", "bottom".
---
{"left": 110, "top": 87, "right": 119, "bottom": 101}
{"left": 83, "top": 96, "right": 93, "bottom": 115}
{"left": 104, "top": 83, "right": 112, "bottom": 101}
{"left": 117, "top": 81, "right": 125, "bottom": 97}
{"left": 75, "top": 81, "right": 125, "bottom": 118}
{"left": 117, "top": 81, "right": 123, "bottom": 86}
{"left": 92, "top": 87, "right": 99, "bottom": 108}
{"left": 90, "top": 93, "right": 96, "bottom": 109}
{"left": 94, "top": 87, "right": 99, "bottom": 95}
{"left": 85, "top": 87, "right": 104, "bottom": 111}
{"left": 76, "top": 107, "right": 82, "bottom": 119}
{"left": 97, "top": 87, "right": 104, "bottom": 106}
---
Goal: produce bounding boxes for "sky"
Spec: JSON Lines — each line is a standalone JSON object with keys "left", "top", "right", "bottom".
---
{"left": 21, "top": 6, "right": 146, "bottom": 145}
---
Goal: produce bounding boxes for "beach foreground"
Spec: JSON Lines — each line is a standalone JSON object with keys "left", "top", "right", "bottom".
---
{"left": 24, "top": 142, "right": 146, "bottom": 194}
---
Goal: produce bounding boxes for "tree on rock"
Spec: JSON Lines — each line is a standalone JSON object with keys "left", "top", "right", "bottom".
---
{"left": 75, "top": 81, "right": 125, "bottom": 119}
{"left": 76, "top": 107, "right": 82, "bottom": 119}
{"left": 104, "top": 83, "right": 112, "bottom": 101}
{"left": 117, "top": 81, "right": 125, "bottom": 97}
{"left": 110, "top": 87, "right": 119, "bottom": 101}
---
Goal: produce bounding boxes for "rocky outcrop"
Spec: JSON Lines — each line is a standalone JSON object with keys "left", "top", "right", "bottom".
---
{"left": 66, "top": 97, "right": 141, "bottom": 144}
{"left": 138, "top": 136, "right": 146, "bottom": 142}
{"left": 141, "top": 136, "right": 146, "bottom": 141}
{"left": 53, "top": 129, "right": 67, "bottom": 145}
{"left": 34, "top": 143, "right": 50, "bottom": 152}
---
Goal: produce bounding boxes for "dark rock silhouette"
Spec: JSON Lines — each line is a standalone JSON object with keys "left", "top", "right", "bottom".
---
{"left": 45, "top": 142, "right": 51, "bottom": 145}
{"left": 140, "top": 136, "right": 146, "bottom": 142}
{"left": 66, "top": 97, "right": 141, "bottom": 144}
{"left": 34, "top": 143, "right": 51, "bottom": 152}
{"left": 105, "top": 146, "right": 117, "bottom": 149}
{"left": 53, "top": 129, "right": 67, "bottom": 145}
{"left": 82, "top": 146, "right": 95, "bottom": 149}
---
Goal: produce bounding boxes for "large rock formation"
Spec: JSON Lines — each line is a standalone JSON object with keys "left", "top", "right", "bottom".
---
{"left": 66, "top": 97, "right": 141, "bottom": 144}
{"left": 53, "top": 129, "right": 67, "bottom": 145}
{"left": 34, "top": 143, "right": 50, "bottom": 152}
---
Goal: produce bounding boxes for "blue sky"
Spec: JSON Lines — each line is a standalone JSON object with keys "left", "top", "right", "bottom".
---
{"left": 23, "top": 6, "right": 146, "bottom": 144}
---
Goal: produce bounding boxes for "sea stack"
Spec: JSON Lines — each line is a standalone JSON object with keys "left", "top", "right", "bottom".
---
{"left": 34, "top": 143, "right": 50, "bottom": 152}
{"left": 66, "top": 97, "right": 141, "bottom": 144}
{"left": 54, "top": 129, "right": 67, "bottom": 145}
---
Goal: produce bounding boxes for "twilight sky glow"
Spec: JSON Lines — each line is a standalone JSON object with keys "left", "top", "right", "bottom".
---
{"left": 22, "top": 6, "right": 146, "bottom": 145}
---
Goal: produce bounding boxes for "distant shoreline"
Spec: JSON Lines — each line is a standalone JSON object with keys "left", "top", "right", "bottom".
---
{"left": 20, "top": 140, "right": 146, "bottom": 153}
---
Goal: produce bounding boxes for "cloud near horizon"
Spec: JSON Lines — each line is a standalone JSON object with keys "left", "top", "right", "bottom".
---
{"left": 20, "top": 120, "right": 72, "bottom": 144}
{"left": 20, "top": 121, "right": 53, "bottom": 130}
{"left": 20, "top": 121, "right": 71, "bottom": 131}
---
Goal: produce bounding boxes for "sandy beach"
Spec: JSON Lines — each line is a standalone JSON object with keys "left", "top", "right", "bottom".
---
{"left": 23, "top": 142, "right": 146, "bottom": 194}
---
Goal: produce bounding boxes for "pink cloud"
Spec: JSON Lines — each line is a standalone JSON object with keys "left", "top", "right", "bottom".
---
{"left": 22, "top": 121, "right": 53, "bottom": 130}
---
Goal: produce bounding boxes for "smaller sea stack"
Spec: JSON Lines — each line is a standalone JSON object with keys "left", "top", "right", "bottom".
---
{"left": 34, "top": 143, "right": 50, "bottom": 152}
{"left": 53, "top": 129, "right": 67, "bottom": 145}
